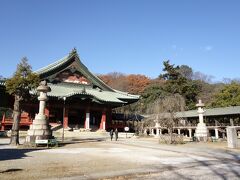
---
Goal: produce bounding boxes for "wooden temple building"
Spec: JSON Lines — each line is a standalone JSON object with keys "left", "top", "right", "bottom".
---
{"left": 0, "top": 49, "right": 140, "bottom": 131}
{"left": 145, "top": 105, "right": 240, "bottom": 139}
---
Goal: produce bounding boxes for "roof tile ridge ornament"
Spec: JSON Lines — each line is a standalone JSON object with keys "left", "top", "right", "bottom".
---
{"left": 69, "top": 48, "right": 77, "bottom": 55}
{"left": 69, "top": 48, "right": 81, "bottom": 59}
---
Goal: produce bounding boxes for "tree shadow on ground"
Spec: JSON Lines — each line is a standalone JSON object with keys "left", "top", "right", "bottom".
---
{"left": 123, "top": 141, "right": 240, "bottom": 179}
{"left": 187, "top": 150, "right": 240, "bottom": 180}
{"left": 57, "top": 138, "right": 107, "bottom": 147}
{"left": 0, "top": 168, "right": 23, "bottom": 174}
{"left": 0, "top": 148, "right": 40, "bottom": 161}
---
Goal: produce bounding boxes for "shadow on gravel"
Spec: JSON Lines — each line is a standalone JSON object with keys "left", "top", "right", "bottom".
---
{"left": 121, "top": 141, "right": 240, "bottom": 179}
{"left": 190, "top": 150, "right": 240, "bottom": 180}
{"left": 0, "top": 143, "right": 10, "bottom": 146}
{"left": 0, "top": 148, "right": 40, "bottom": 161}
{"left": 58, "top": 138, "right": 106, "bottom": 147}
{"left": 0, "top": 168, "right": 23, "bottom": 174}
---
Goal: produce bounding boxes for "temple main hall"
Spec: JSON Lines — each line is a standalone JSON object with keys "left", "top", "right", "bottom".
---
{"left": 0, "top": 49, "right": 140, "bottom": 131}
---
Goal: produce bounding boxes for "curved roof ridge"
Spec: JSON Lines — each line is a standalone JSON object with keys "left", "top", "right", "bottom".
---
{"left": 34, "top": 49, "right": 79, "bottom": 75}
{"left": 35, "top": 54, "right": 70, "bottom": 74}
{"left": 73, "top": 56, "right": 114, "bottom": 92}
{"left": 113, "top": 89, "right": 140, "bottom": 98}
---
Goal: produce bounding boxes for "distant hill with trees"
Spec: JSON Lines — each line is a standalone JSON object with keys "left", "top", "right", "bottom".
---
{"left": 1, "top": 60, "right": 239, "bottom": 115}
{"left": 98, "top": 60, "right": 239, "bottom": 114}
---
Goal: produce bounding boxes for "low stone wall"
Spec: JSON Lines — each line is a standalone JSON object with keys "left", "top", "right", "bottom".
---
{"left": 159, "top": 134, "right": 184, "bottom": 144}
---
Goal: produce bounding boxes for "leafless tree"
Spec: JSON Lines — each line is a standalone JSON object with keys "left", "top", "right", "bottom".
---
{"left": 146, "top": 94, "right": 186, "bottom": 143}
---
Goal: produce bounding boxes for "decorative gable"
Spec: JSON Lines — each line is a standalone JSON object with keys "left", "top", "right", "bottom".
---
{"left": 35, "top": 49, "right": 115, "bottom": 91}
{"left": 56, "top": 69, "right": 90, "bottom": 85}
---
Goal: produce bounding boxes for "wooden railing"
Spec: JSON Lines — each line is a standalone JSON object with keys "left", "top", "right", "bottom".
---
{"left": 1, "top": 112, "right": 33, "bottom": 130}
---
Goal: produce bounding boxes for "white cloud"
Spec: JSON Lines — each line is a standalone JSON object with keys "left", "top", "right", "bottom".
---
{"left": 171, "top": 45, "right": 177, "bottom": 49}
{"left": 204, "top": 45, "right": 213, "bottom": 51}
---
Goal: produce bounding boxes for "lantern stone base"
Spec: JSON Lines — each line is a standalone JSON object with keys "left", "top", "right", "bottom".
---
{"left": 25, "top": 114, "right": 53, "bottom": 144}
{"left": 195, "top": 123, "right": 208, "bottom": 142}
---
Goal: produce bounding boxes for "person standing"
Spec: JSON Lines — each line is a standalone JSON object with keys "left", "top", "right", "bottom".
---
{"left": 115, "top": 128, "right": 118, "bottom": 141}
{"left": 110, "top": 129, "right": 114, "bottom": 141}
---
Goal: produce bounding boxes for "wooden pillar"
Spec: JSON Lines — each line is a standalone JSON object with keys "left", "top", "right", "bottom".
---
{"left": 109, "top": 109, "right": 112, "bottom": 126}
{"left": 178, "top": 129, "right": 181, "bottom": 135}
{"left": 215, "top": 128, "right": 219, "bottom": 139}
{"left": 99, "top": 110, "right": 106, "bottom": 130}
{"left": 63, "top": 106, "right": 69, "bottom": 128}
{"left": 44, "top": 107, "right": 49, "bottom": 118}
{"left": 84, "top": 109, "right": 90, "bottom": 129}
{"left": 151, "top": 128, "right": 154, "bottom": 135}
{"left": 1, "top": 113, "right": 5, "bottom": 131}
{"left": 188, "top": 129, "right": 192, "bottom": 138}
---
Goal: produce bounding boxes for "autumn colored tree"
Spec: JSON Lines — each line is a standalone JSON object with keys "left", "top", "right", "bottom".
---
{"left": 98, "top": 72, "right": 150, "bottom": 94}
{"left": 126, "top": 74, "right": 150, "bottom": 94}
{"left": 5, "top": 57, "right": 40, "bottom": 145}
{"left": 98, "top": 72, "right": 128, "bottom": 91}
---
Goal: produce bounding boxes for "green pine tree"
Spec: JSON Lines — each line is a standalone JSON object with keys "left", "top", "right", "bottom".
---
{"left": 5, "top": 57, "right": 40, "bottom": 146}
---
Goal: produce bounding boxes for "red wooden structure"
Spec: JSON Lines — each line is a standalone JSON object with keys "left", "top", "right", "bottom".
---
{"left": 1, "top": 112, "right": 32, "bottom": 130}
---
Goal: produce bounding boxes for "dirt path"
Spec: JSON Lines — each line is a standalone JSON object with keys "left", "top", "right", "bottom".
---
{"left": 0, "top": 137, "right": 239, "bottom": 180}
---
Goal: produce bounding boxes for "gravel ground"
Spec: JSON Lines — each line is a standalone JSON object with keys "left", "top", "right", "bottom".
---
{"left": 0, "top": 137, "right": 240, "bottom": 180}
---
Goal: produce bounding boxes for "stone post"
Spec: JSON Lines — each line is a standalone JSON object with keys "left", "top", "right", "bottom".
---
{"left": 227, "top": 127, "right": 239, "bottom": 148}
{"left": 151, "top": 128, "right": 154, "bottom": 135}
{"left": 195, "top": 100, "right": 208, "bottom": 141}
{"left": 188, "top": 129, "right": 192, "bottom": 138}
{"left": 25, "top": 81, "right": 52, "bottom": 143}
{"left": 144, "top": 128, "right": 147, "bottom": 135}
{"left": 155, "top": 122, "right": 160, "bottom": 136}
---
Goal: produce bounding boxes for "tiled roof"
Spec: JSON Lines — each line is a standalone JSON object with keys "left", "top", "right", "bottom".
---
{"left": 176, "top": 106, "right": 240, "bottom": 118}
{"left": 33, "top": 49, "right": 140, "bottom": 104}
{"left": 2, "top": 49, "right": 140, "bottom": 105}
{"left": 46, "top": 82, "right": 139, "bottom": 104}
{"left": 144, "top": 106, "right": 240, "bottom": 120}
{"left": 34, "top": 49, "right": 117, "bottom": 92}
{"left": 35, "top": 54, "right": 70, "bottom": 75}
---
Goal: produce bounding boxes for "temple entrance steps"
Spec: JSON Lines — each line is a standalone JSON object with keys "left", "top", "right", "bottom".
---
{"left": 52, "top": 128, "right": 108, "bottom": 139}
{"left": 50, "top": 123, "right": 102, "bottom": 132}
{"left": 90, "top": 125, "right": 99, "bottom": 131}
{"left": 50, "top": 123, "right": 62, "bottom": 131}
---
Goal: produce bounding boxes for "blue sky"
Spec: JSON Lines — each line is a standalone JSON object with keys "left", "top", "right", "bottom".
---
{"left": 0, "top": 0, "right": 240, "bottom": 81}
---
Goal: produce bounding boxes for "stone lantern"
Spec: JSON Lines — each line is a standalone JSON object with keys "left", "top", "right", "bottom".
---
{"left": 195, "top": 100, "right": 208, "bottom": 141}
{"left": 25, "top": 80, "right": 53, "bottom": 143}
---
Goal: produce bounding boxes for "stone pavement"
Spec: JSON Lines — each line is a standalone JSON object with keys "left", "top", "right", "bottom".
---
{"left": 0, "top": 137, "right": 239, "bottom": 180}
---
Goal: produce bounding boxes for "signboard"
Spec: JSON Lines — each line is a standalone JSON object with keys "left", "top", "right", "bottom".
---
{"left": 124, "top": 127, "right": 129, "bottom": 132}
{"left": 35, "top": 139, "right": 48, "bottom": 144}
